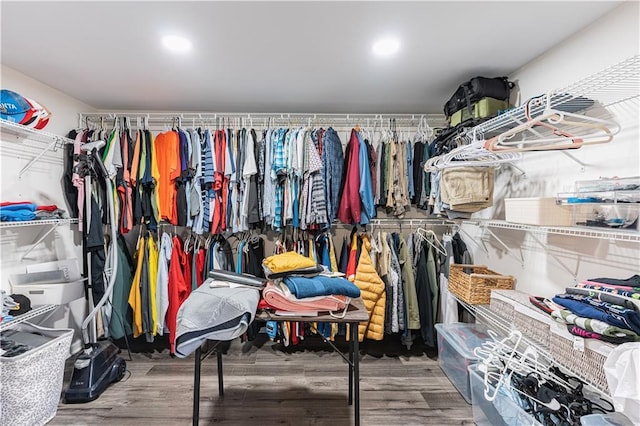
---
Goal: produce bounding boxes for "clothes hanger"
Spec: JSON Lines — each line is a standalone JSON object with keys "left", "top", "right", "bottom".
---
{"left": 484, "top": 97, "right": 619, "bottom": 152}
{"left": 415, "top": 227, "right": 447, "bottom": 256}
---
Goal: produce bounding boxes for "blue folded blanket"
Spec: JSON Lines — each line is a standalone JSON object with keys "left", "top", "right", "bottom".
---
{"left": 0, "top": 204, "right": 37, "bottom": 222}
{"left": 283, "top": 275, "right": 361, "bottom": 299}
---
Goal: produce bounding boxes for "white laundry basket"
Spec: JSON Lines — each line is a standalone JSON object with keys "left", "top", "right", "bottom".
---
{"left": 0, "top": 322, "right": 73, "bottom": 426}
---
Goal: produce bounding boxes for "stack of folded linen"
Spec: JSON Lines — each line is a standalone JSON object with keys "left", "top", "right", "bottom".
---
{"left": 260, "top": 251, "right": 360, "bottom": 313}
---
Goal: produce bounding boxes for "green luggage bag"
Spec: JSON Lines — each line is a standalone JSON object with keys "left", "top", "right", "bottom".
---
{"left": 449, "top": 97, "right": 510, "bottom": 127}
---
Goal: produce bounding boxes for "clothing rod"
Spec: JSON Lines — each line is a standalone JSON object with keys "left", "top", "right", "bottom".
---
{"left": 80, "top": 112, "right": 444, "bottom": 120}
{"left": 367, "top": 218, "right": 455, "bottom": 226}
{"left": 79, "top": 111, "right": 447, "bottom": 128}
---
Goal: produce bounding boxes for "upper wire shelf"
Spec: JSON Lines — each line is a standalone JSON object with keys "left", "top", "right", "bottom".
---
{"left": 0, "top": 118, "right": 74, "bottom": 150}
{"left": 465, "top": 219, "right": 640, "bottom": 242}
{"left": 468, "top": 55, "right": 640, "bottom": 140}
{"left": 79, "top": 111, "right": 448, "bottom": 131}
{"left": 0, "top": 218, "right": 79, "bottom": 229}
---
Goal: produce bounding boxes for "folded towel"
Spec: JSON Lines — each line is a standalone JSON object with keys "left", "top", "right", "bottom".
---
{"left": 283, "top": 275, "right": 361, "bottom": 299}
{"left": 262, "top": 281, "right": 348, "bottom": 312}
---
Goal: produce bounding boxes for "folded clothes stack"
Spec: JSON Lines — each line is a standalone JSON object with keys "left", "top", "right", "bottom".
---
{"left": 0, "top": 201, "right": 66, "bottom": 222}
{"left": 529, "top": 274, "right": 640, "bottom": 344}
{"left": 260, "top": 251, "right": 360, "bottom": 313}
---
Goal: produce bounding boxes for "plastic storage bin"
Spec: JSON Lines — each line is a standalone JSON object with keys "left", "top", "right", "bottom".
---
{"left": 435, "top": 323, "right": 491, "bottom": 403}
{"left": 505, "top": 197, "right": 573, "bottom": 226}
{"left": 469, "top": 365, "right": 543, "bottom": 426}
{"left": 0, "top": 322, "right": 73, "bottom": 426}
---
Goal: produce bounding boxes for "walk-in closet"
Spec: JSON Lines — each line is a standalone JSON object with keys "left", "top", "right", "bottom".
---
{"left": 1, "top": 2, "right": 639, "bottom": 425}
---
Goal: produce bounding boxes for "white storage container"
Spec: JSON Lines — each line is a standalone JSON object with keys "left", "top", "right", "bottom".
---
{"left": 435, "top": 323, "right": 491, "bottom": 403}
{"left": 469, "top": 365, "right": 543, "bottom": 426}
{"left": 0, "top": 322, "right": 73, "bottom": 426}
{"left": 9, "top": 259, "right": 84, "bottom": 305}
{"left": 505, "top": 197, "right": 573, "bottom": 226}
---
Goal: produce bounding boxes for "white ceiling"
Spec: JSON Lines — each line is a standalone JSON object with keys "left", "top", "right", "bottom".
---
{"left": 1, "top": 1, "right": 622, "bottom": 114}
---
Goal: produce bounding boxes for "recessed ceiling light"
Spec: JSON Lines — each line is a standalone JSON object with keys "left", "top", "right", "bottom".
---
{"left": 372, "top": 37, "right": 400, "bottom": 56}
{"left": 162, "top": 35, "right": 192, "bottom": 53}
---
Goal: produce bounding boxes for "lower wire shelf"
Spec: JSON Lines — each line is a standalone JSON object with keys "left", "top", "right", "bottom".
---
{"left": 0, "top": 304, "right": 57, "bottom": 332}
{"left": 453, "top": 295, "right": 612, "bottom": 398}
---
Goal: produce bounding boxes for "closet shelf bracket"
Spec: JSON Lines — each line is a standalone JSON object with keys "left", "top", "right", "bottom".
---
{"left": 20, "top": 221, "right": 62, "bottom": 262}
{"left": 560, "top": 150, "right": 587, "bottom": 172}
{"left": 17, "top": 138, "right": 61, "bottom": 179}
{"left": 482, "top": 226, "right": 525, "bottom": 266}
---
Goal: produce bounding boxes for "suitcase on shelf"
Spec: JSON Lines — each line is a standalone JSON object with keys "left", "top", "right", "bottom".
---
{"left": 449, "top": 97, "right": 510, "bottom": 127}
{"left": 444, "top": 76, "right": 514, "bottom": 118}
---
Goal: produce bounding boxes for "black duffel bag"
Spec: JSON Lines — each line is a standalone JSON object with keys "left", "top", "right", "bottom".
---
{"left": 444, "top": 76, "right": 514, "bottom": 118}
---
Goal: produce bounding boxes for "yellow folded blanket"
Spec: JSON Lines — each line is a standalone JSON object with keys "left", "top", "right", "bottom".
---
{"left": 263, "top": 251, "right": 317, "bottom": 274}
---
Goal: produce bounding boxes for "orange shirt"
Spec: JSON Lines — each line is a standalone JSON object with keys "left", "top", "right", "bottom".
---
{"left": 155, "top": 131, "right": 180, "bottom": 223}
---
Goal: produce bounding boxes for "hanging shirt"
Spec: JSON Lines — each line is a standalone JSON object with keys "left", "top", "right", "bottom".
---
{"left": 147, "top": 235, "right": 159, "bottom": 337}
{"left": 167, "top": 236, "right": 191, "bottom": 354}
{"left": 337, "top": 129, "right": 361, "bottom": 224}
{"left": 128, "top": 237, "right": 145, "bottom": 338}
{"left": 155, "top": 131, "right": 180, "bottom": 224}
{"left": 156, "top": 233, "right": 172, "bottom": 335}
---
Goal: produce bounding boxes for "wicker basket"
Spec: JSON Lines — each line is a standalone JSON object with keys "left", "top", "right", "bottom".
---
{"left": 549, "top": 325, "right": 613, "bottom": 394}
{"left": 489, "top": 298, "right": 516, "bottom": 322}
{"left": 448, "top": 264, "right": 514, "bottom": 305}
{"left": 514, "top": 305, "right": 553, "bottom": 348}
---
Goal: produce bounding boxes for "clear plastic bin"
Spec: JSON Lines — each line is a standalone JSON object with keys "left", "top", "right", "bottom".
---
{"left": 469, "top": 365, "right": 543, "bottom": 426}
{"left": 435, "top": 323, "right": 491, "bottom": 403}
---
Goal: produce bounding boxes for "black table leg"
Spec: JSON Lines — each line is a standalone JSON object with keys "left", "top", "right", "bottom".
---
{"left": 348, "top": 325, "right": 354, "bottom": 406}
{"left": 351, "top": 322, "right": 360, "bottom": 426}
{"left": 193, "top": 346, "right": 202, "bottom": 426}
{"left": 217, "top": 348, "right": 224, "bottom": 398}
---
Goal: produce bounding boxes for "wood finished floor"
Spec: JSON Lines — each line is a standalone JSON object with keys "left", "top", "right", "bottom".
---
{"left": 51, "top": 337, "right": 473, "bottom": 425}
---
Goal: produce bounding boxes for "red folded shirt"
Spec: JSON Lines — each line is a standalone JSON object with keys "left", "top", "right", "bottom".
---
{"left": 0, "top": 201, "right": 33, "bottom": 207}
{"left": 36, "top": 205, "right": 58, "bottom": 212}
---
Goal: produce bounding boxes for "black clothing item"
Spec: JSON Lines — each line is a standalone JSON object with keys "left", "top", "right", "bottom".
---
{"left": 63, "top": 138, "right": 79, "bottom": 218}
{"left": 140, "top": 235, "right": 153, "bottom": 343}
{"left": 451, "top": 232, "right": 469, "bottom": 264}
{"left": 589, "top": 274, "right": 640, "bottom": 288}
{"left": 339, "top": 236, "right": 349, "bottom": 274}
{"left": 415, "top": 241, "right": 435, "bottom": 347}
{"left": 412, "top": 142, "right": 424, "bottom": 205}
{"left": 176, "top": 181, "right": 187, "bottom": 226}
{"left": 378, "top": 142, "right": 387, "bottom": 207}
{"left": 382, "top": 273, "right": 393, "bottom": 334}
{"left": 566, "top": 287, "right": 639, "bottom": 311}
{"left": 87, "top": 196, "right": 106, "bottom": 306}
{"left": 246, "top": 236, "right": 265, "bottom": 278}
{"left": 217, "top": 238, "right": 235, "bottom": 272}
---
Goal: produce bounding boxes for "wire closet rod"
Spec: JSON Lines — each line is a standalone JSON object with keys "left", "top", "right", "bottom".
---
{"left": 79, "top": 111, "right": 446, "bottom": 128}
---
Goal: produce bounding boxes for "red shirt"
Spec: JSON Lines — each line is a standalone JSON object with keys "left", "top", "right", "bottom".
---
{"left": 167, "top": 236, "right": 191, "bottom": 354}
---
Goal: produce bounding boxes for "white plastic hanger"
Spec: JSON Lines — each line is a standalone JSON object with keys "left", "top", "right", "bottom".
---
{"left": 485, "top": 95, "right": 620, "bottom": 152}
{"left": 415, "top": 227, "right": 446, "bottom": 256}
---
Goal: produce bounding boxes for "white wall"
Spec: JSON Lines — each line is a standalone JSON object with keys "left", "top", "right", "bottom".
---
{"left": 464, "top": 2, "right": 640, "bottom": 298}
{"left": 1, "top": 65, "right": 96, "bottom": 351}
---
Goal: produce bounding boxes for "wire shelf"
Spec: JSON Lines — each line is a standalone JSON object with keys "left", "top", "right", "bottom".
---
{"left": 78, "top": 111, "right": 449, "bottom": 132}
{"left": 454, "top": 296, "right": 611, "bottom": 397}
{"left": 0, "top": 119, "right": 74, "bottom": 150}
{"left": 466, "top": 219, "right": 640, "bottom": 242}
{"left": 0, "top": 304, "right": 57, "bottom": 332}
{"left": 469, "top": 55, "right": 640, "bottom": 140}
{"left": 0, "top": 218, "right": 79, "bottom": 229}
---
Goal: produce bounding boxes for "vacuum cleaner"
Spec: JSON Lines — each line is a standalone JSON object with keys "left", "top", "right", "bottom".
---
{"left": 64, "top": 140, "right": 127, "bottom": 403}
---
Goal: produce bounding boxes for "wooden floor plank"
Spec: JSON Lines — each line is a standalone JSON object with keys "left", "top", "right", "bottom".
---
{"left": 49, "top": 339, "right": 472, "bottom": 425}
